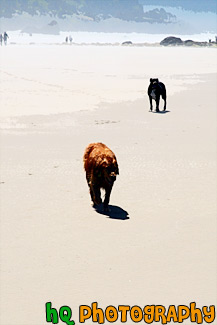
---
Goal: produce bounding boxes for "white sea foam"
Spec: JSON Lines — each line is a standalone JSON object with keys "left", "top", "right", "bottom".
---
{"left": 6, "top": 30, "right": 217, "bottom": 45}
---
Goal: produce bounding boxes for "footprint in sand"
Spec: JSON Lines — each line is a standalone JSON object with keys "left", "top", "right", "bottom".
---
{"left": 95, "top": 120, "right": 120, "bottom": 125}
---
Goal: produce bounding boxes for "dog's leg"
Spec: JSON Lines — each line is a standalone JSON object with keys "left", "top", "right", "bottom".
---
{"left": 103, "top": 184, "right": 113, "bottom": 211}
{"left": 86, "top": 172, "right": 91, "bottom": 185}
{"left": 89, "top": 186, "right": 96, "bottom": 205}
{"left": 156, "top": 96, "right": 160, "bottom": 112}
{"left": 92, "top": 184, "right": 102, "bottom": 206}
{"left": 86, "top": 172, "right": 96, "bottom": 205}
{"left": 149, "top": 96, "right": 153, "bottom": 111}
{"left": 163, "top": 96, "right": 167, "bottom": 111}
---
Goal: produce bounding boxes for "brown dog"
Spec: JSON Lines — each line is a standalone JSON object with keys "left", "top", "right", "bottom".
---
{"left": 83, "top": 143, "right": 119, "bottom": 211}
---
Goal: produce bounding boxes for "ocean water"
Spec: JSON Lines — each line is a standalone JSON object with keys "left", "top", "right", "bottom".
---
{"left": 6, "top": 30, "right": 217, "bottom": 45}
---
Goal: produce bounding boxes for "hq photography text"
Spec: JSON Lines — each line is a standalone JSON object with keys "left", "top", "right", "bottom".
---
{"left": 45, "top": 302, "right": 216, "bottom": 324}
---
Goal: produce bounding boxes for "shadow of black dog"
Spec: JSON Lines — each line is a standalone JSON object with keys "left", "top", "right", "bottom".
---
{"left": 94, "top": 204, "right": 129, "bottom": 220}
{"left": 151, "top": 110, "right": 170, "bottom": 114}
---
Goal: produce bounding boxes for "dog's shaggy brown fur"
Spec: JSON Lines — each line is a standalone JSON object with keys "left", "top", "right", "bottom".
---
{"left": 83, "top": 143, "right": 119, "bottom": 211}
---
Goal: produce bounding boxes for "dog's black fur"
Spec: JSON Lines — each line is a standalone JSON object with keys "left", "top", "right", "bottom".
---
{"left": 148, "top": 78, "right": 167, "bottom": 112}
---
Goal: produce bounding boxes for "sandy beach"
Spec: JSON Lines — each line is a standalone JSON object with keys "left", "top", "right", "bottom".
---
{"left": 0, "top": 45, "right": 216, "bottom": 324}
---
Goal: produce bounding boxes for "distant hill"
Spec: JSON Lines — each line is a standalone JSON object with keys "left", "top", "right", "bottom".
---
{"left": 0, "top": 0, "right": 142, "bottom": 19}
{"left": 0, "top": 0, "right": 175, "bottom": 23}
{"left": 138, "top": 0, "right": 217, "bottom": 13}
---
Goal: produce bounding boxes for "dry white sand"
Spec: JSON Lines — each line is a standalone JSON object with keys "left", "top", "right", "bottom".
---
{"left": 0, "top": 45, "right": 216, "bottom": 324}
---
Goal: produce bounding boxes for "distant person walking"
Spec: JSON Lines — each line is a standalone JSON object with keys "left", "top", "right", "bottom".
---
{"left": 0, "top": 34, "right": 3, "bottom": 46}
{"left": 65, "top": 36, "right": 68, "bottom": 43}
{"left": 3, "top": 32, "right": 9, "bottom": 45}
{"left": 69, "top": 35, "right": 73, "bottom": 43}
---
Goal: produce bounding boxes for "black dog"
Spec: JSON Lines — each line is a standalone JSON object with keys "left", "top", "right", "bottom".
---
{"left": 148, "top": 78, "right": 167, "bottom": 112}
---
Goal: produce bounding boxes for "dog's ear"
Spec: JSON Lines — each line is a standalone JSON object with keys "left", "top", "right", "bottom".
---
{"left": 150, "top": 78, "right": 153, "bottom": 83}
{"left": 113, "top": 160, "right": 119, "bottom": 175}
{"left": 156, "top": 78, "right": 159, "bottom": 82}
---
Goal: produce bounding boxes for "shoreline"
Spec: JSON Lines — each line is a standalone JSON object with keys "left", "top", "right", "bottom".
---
{"left": 7, "top": 41, "right": 217, "bottom": 47}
